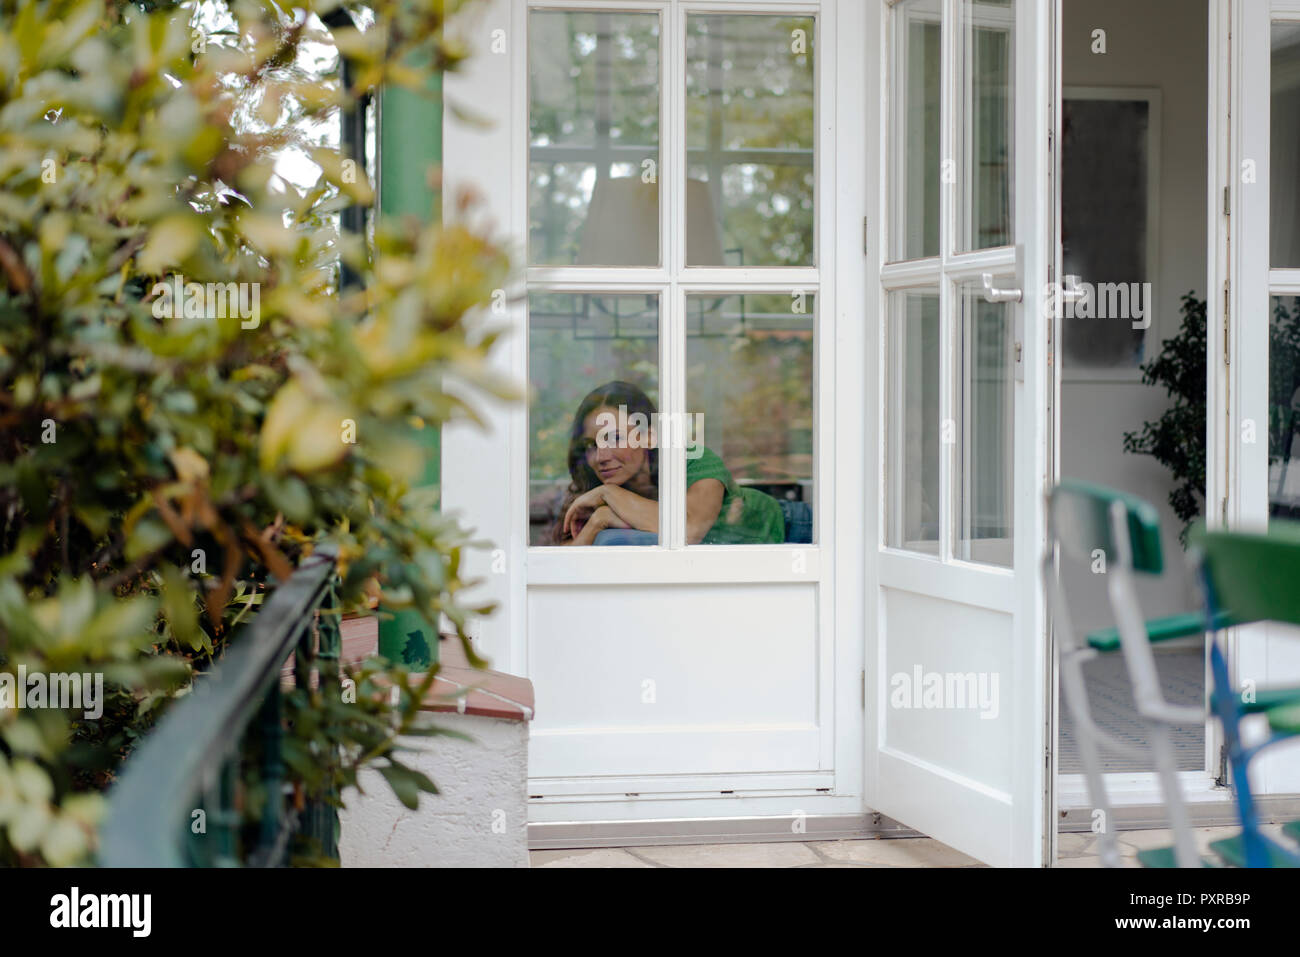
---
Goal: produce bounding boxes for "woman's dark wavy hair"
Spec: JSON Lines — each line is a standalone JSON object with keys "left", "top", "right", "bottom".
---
{"left": 550, "top": 380, "right": 659, "bottom": 543}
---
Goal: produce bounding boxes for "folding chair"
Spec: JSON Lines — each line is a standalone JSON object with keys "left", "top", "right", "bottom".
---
{"left": 1186, "top": 521, "right": 1300, "bottom": 868}
{"left": 1046, "top": 480, "right": 1215, "bottom": 868}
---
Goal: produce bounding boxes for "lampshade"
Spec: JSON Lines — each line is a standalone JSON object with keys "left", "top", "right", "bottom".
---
{"left": 576, "top": 176, "right": 725, "bottom": 266}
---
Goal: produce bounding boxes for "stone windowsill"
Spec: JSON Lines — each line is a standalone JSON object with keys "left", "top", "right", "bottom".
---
{"left": 424, "top": 633, "right": 534, "bottom": 723}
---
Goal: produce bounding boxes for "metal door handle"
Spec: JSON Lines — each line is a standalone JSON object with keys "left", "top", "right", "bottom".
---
{"left": 981, "top": 272, "right": 1022, "bottom": 303}
{"left": 1061, "top": 274, "right": 1087, "bottom": 303}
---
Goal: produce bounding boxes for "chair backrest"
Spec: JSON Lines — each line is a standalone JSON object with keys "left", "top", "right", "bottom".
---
{"left": 1047, "top": 478, "right": 1164, "bottom": 575}
{"left": 1189, "top": 520, "right": 1300, "bottom": 627}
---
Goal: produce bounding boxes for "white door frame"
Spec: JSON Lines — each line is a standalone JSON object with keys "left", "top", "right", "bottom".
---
{"left": 1053, "top": 0, "right": 1234, "bottom": 814}
{"left": 443, "top": 0, "right": 870, "bottom": 828}
{"left": 1230, "top": 0, "right": 1300, "bottom": 796}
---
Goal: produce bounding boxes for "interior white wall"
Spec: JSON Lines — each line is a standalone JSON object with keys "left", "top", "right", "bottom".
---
{"left": 1060, "top": 0, "right": 1209, "bottom": 635}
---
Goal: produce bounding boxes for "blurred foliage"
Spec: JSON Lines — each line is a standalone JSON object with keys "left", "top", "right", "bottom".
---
{"left": 0, "top": 0, "right": 512, "bottom": 864}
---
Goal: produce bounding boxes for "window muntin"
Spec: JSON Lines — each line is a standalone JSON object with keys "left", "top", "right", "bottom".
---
{"left": 883, "top": 0, "right": 1018, "bottom": 567}
{"left": 527, "top": 5, "right": 820, "bottom": 551}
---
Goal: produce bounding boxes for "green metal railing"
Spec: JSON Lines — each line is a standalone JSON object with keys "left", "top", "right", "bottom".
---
{"left": 99, "top": 546, "right": 341, "bottom": 867}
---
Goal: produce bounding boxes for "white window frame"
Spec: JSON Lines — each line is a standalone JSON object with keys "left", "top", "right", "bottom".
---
{"left": 880, "top": 0, "right": 1019, "bottom": 569}
{"left": 522, "top": 0, "right": 838, "bottom": 589}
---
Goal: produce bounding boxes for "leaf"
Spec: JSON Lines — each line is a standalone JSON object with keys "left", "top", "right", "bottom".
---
{"left": 138, "top": 215, "right": 202, "bottom": 274}
{"left": 7, "top": 800, "right": 51, "bottom": 854}
{"left": 263, "top": 475, "right": 313, "bottom": 524}
{"left": 125, "top": 517, "right": 171, "bottom": 562}
{"left": 259, "top": 379, "right": 312, "bottom": 472}
{"left": 161, "top": 565, "right": 203, "bottom": 652}
{"left": 376, "top": 762, "right": 436, "bottom": 810}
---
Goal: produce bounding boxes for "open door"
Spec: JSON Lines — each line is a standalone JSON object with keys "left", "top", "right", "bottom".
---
{"left": 1230, "top": 0, "right": 1300, "bottom": 794}
{"left": 866, "top": 0, "right": 1057, "bottom": 866}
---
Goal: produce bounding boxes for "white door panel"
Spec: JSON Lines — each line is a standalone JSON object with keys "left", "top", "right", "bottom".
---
{"left": 865, "top": 0, "right": 1055, "bottom": 867}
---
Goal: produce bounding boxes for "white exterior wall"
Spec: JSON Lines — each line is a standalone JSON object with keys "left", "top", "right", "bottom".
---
{"left": 338, "top": 713, "right": 531, "bottom": 868}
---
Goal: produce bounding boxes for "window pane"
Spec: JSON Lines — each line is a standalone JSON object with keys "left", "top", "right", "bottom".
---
{"left": 1060, "top": 94, "right": 1154, "bottom": 369}
{"left": 957, "top": 0, "right": 1014, "bottom": 252}
{"left": 1272, "top": 22, "right": 1300, "bottom": 267}
{"left": 528, "top": 11, "right": 660, "bottom": 266}
{"left": 529, "top": 293, "right": 660, "bottom": 545}
{"left": 890, "top": 0, "right": 941, "bottom": 261}
{"left": 887, "top": 289, "right": 941, "bottom": 552}
{"left": 957, "top": 283, "right": 1014, "bottom": 566}
{"left": 1270, "top": 295, "right": 1300, "bottom": 521}
{"left": 685, "top": 15, "right": 815, "bottom": 267}
{"left": 685, "top": 293, "right": 814, "bottom": 544}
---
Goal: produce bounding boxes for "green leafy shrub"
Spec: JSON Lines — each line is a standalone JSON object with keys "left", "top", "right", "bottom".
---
{"left": 0, "top": 0, "right": 511, "bottom": 864}
{"left": 1123, "top": 292, "right": 1207, "bottom": 545}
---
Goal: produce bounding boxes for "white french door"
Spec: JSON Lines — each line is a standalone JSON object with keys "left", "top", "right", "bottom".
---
{"left": 1228, "top": 0, "right": 1300, "bottom": 794}
{"left": 865, "top": 0, "right": 1056, "bottom": 866}
{"left": 443, "top": 0, "right": 867, "bottom": 827}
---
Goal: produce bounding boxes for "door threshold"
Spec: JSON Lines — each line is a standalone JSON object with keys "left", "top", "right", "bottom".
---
{"left": 529, "top": 812, "right": 923, "bottom": 850}
{"left": 1058, "top": 771, "right": 1300, "bottom": 830}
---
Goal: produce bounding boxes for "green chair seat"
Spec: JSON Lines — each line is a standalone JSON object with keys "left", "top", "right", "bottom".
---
{"left": 1209, "top": 834, "right": 1300, "bottom": 868}
{"left": 1085, "top": 611, "right": 1232, "bottom": 653}
{"left": 1283, "top": 820, "right": 1300, "bottom": 845}
{"left": 1137, "top": 846, "right": 1214, "bottom": 868}
{"left": 1267, "top": 702, "right": 1300, "bottom": 735}
{"left": 1241, "top": 686, "right": 1300, "bottom": 715}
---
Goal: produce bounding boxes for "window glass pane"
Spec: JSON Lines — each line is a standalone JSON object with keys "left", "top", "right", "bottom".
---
{"left": 685, "top": 293, "right": 814, "bottom": 544}
{"left": 529, "top": 293, "right": 660, "bottom": 545}
{"left": 957, "top": 283, "right": 1014, "bottom": 566}
{"left": 890, "top": 0, "right": 941, "bottom": 261}
{"left": 887, "top": 289, "right": 941, "bottom": 552}
{"left": 1272, "top": 23, "right": 1300, "bottom": 267}
{"left": 957, "top": 0, "right": 1014, "bottom": 252}
{"left": 1270, "top": 295, "right": 1300, "bottom": 521}
{"left": 528, "top": 11, "right": 660, "bottom": 266}
{"left": 1060, "top": 94, "right": 1154, "bottom": 369}
{"left": 685, "top": 15, "right": 815, "bottom": 267}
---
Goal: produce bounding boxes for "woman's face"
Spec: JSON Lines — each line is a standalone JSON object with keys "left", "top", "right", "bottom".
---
{"left": 582, "top": 404, "right": 651, "bottom": 487}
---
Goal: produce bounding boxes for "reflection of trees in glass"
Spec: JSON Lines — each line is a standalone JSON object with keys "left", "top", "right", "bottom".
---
{"left": 685, "top": 16, "right": 815, "bottom": 267}
{"left": 528, "top": 294, "right": 658, "bottom": 484}
{"left": 687, "top": 294, "right": 813, "bottom": 485}
{"left": 967, "top": 25, "right": 1012, "bottom": 249}
{"left": 528, "top": 12, "right": 661, "bottom": 264}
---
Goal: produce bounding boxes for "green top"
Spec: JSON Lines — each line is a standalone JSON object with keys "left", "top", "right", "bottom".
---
{"left": 686, "top": 447, "right": 785, "bottom": 544}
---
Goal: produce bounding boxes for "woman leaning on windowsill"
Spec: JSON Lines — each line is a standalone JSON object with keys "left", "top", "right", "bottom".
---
{"left": 550, "top": 381, "right": 786, "bottom": 547}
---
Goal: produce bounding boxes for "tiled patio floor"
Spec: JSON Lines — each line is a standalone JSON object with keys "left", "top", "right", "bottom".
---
{"left": 530, "top": 823, "right": 1283, "bottom": 867}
